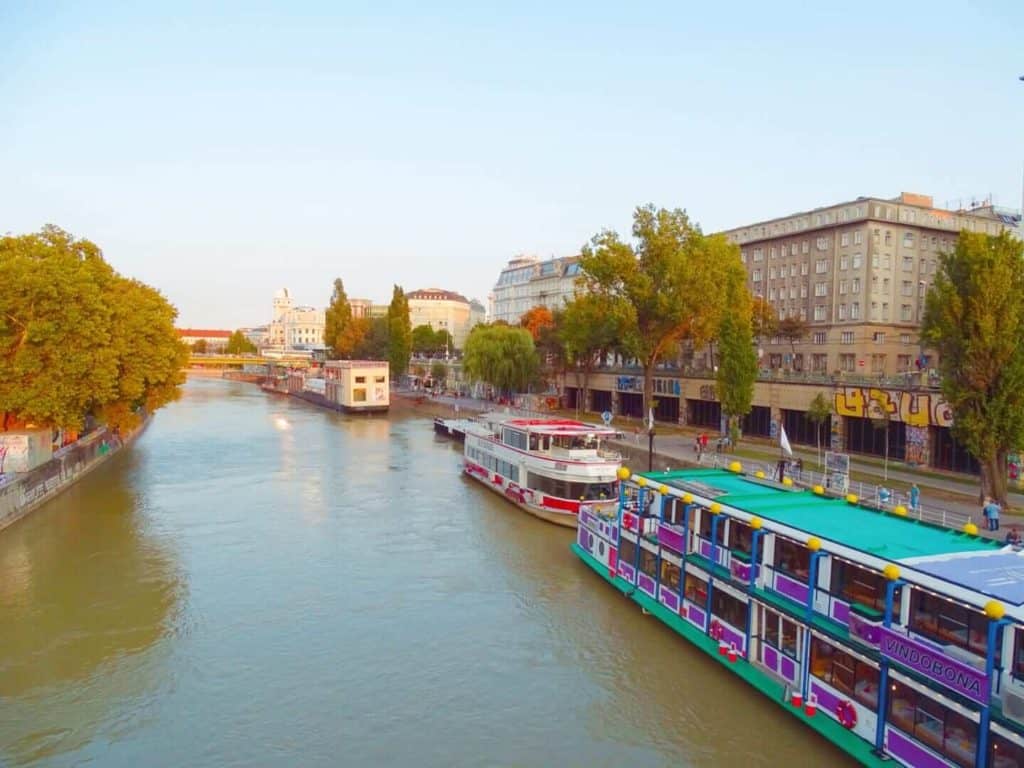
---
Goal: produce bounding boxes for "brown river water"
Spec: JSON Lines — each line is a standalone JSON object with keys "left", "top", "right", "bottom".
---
{"left": 0, "top": 377, "right": 853, "bottom": 767}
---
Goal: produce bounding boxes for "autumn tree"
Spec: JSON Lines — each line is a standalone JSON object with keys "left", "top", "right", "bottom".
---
{"left": 715, "top": 267, "right": 758, "bottom": 447}
{"left": 806, "top": 391, "right": 833, "bottom": 468}
{"left": 560, "top": 294, "right": 626, "bottom": 411}
{"left": 922, "top": 230, "right": 1024, "bottom": 507}
{"left": 225, "top": 330, "right": 256, "bottom": 354}
{"left": 387, "top": 285, "right": 412, "bottom": 377}
{"left": 579, "top": 204, "right": 738, "bottom": 416}
{"left": 778, "top": 315, "right": 809, "bottom": 366}
{"left": 192, "top": 339, "right": 208, "bottom": 354}
{"left": 351, "top": 316, "right": 389, "bottom": 360}
{"left": 520, "top": 305, "right": 554, "bottom": 341}
{"left": 0, "top": 225, "right": 186, "bottom": 431}
{"left": 324, "top": 278, "right": 364, "bottom": 358}
{"left": 751, "top": 296, "right": 779, "bottom": 348}
{"left": 463, "top": 324, "right": 538, "bottom": 396}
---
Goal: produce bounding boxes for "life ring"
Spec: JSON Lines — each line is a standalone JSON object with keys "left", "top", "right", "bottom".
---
{"left": 710, "top": 620, "right": 724, "bottom": 641}
{"left": 835, "top": 700, "right": 857, "bottom": 730}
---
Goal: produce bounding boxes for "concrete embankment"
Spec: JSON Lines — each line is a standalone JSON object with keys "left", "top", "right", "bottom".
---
{"left": 0, "top": 421, "right": 148, "bottom": 533}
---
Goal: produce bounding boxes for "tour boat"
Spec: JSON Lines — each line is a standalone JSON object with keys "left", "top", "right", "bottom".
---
{"left": 460, "top": 413, "right": 621, "bottom": 527}
{"left": 575, "top": 465, "right": 1024, "bottom": 767}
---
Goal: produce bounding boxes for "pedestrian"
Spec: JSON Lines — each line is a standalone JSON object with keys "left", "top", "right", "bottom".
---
{"left": 634, "top": 425, "right": 640, "bottom": 445}
{"left": 909, "top": 483, "right": 920, "bottom": 512}
{"left": 878, "top": 486, "right": 891, "bottom": 506}
{"left": 988, "top": 498, "right": 1002, "bottom": 532}
{"left": 983, "top": 497, "right": 992, "bottom": 530}
{"left": 1006, "top": 527, "right": 1022, "bottom": 548}
{"left": 700, "top": 432, "right": 708, "bottom": 452}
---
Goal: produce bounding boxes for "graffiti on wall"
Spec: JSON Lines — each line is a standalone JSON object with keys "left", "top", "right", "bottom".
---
{"left": 905, "top": 425, "right": 928, "bottom": 465}
{"left": 699, "top": 385, "right": 717, "bottom": 402}
{"left": 834, "top": 387, "right": 953, "bottom": 428}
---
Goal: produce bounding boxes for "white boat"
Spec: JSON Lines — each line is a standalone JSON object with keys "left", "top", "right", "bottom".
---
{"left": 460, "top": 413, "right": 621, "bottom": 527}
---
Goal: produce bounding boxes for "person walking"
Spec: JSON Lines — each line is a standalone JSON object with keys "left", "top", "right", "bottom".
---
{"left": 909, "top": 483, "right": 920, "bottom": 512}
{"left": 983, "top": 497, "right": 1001, "bottom": 531}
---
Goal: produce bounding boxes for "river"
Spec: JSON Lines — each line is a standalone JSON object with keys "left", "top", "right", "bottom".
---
{"left": 0, "top": 377, "right": 852, "bottom": 767}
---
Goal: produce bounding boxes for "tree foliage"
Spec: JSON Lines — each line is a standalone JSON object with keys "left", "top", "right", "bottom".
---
{"left": 0, "top": 225, "right": 187, "bottom": 431}
{"left": 520, "top": 305, "right": 555, "bottom": 341}
{"left": 430, "top": 360, "right": 447, "bottom": 385}
{"left": 192, "top": 339, "right": 208, "bottom": 353}
{"left": 806, "top": 391, "right": 833, "bottom": 467}
{"left": 225, "top": 330, "right": 256, "bottom": 354}
{"left": 715, "top": 270, "right": 758, "bottom": 444}
{"left": 462, "top": 324, "right": 538, "bottom": 395}
{"left": 560, "top": 294, "right": 626, "bottom": 409}
{"left": 387, "top": 285, "right": 412, "bottom": 377}
{"left": 324, "top": 278, "right": 363, "bottom": 358}
{"left": 751, "top": 296, "right": 779, "bottom": 345}
{"left": 922, "top": 230, "right": 1024, "bottom": 506}
{"left": 579, "top": 204, "right": 742, "bottom": 413}
{"left": 411, "top": 324, "right": 451, "bottom": 355}
{"left": 351, "top": 316, "right": 390, "bottom": 360}
{"left": 778, "top": 315, "right": 809, "bottom": 360}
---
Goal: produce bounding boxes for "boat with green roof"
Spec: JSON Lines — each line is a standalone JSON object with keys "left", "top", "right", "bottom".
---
{"left": 573, "top": 464, "right": 1024, "bottom": 767}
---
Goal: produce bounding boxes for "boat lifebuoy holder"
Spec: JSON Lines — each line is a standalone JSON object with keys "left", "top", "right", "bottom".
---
{"left": 835, "top": 699, "right": 857, "bottom": 729}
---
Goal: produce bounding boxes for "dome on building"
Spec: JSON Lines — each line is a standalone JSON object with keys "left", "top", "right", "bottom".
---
{"left": 274, "top": 288, "right": 290, "bottom": 300}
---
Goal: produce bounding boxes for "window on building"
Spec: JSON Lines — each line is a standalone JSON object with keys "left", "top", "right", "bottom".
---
{"left": 918, "top": 282, "right": 927, "bottom": 297}
{"left": 814, "top": 282, "right": 827, "bottom": 297}
{"left": 355, "top": 376, "right": 366, "bottom": 383}
{"left": 752, "top": 270, "right": 762, "bottom": 282}
{"left": 839, "top": 279, "right": 847, "bottom": 294}
{"left": 840, "top": 353, "right": 855, "bottom": 371}
{"left": 851, "top": 302, "right": 860, "bottom": 319}
{"left": 902, "top": 255, "right": 913, "bottom": 271}
{"left": 871, "top": 354, "right": 886, "bottom": 373}
{"left": 789, "top": 264, "right": 797, "bottom": 277}
{"left": 840, "top": 255, "right": 848, "bottom": 270}
{"left": 852, "top": 253, "right": 863, "bottom": 269}
{"left": 851, "top": 278, "right": 861, "bottom": 294}
{"left": 813, "top": 331, "right": 827, "bottom": 344}
{"left": 886, "top": 681, "right": 978, "bottom": 767}
{"left": 816, "top": 236, "right": 829, "bottom": 251}
{"left": 897, "top": 354, "right": 912, "bottom": 371}
{"left": 802, "top": 241, "right": 809, "bottom": 254}
{"left": 901, "top": 305, "right": 912, "bottom": 321}
{"left": 882, "top": 303, "right": 889, "bottom": 321}
{"left": 799, "top": 307, "right": 807, "bottom": 321}
{"left": 813, "top": 305, "right": 825, "bottom": 321}
{"left": 900, "top": 281, "right": 912, "bottom": 296}
{"left": 812, "top": 353, "right": 828, "bottom": 371}
{"left": 854, "top": 231, "right": 863, "bottom": 245}
{"left": 769, "top": 267, "right": 777, "bottom": 279}
{"left": 798, "top": 285, "right": 805, "bottom": 299}
{"left": 900, "top": 333, "right": 911, "bottom": 345}
{"left": 884, "top": 230, "right": 892, "bottom": 245}
{"left": 872, "top": 253, "right": 880, "bottom": 268}
{"left": 903, "top": 232, "right": 914, "bottom": 249}
{"left": 791, "top": 244, "right": 798, "bottom": 256}
{"left": 838, "top": 304, "right": 847, "bottom": 320}
{"left": 882, "top": 277, "right": 890, "bottom": 292}
{"left": 810, "top": 636, "right": 879, "bottom": 710}
{"left": 884, "top": 254, "right": 892, "bottom": 269}
{"left": 870, "top": 302, "right": 879, "bottom": 320}
{"left": 840, "top": 232, "right": 850, "bottom": 247}
{"left": 753, "top": 248, "right": 764, "bottom": 262}
{"left": 768, "top": 288, "right": 776, "bottom": 300}
{"left": 841, "top": 331, "right": 854, "bottom": 344}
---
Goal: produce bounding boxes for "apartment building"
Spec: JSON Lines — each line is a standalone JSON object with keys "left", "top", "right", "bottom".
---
{"left": 490, "top": 255, "right": 581, "bottom": 324}
{"left": 724, "top": 193, "right": 1020, "bottom": 377}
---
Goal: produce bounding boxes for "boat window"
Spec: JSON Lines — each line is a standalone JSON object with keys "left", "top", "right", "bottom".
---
{"left": 639, "top": 548, "right": 658, "bottom": 578}
{"left": 502, "top": 429, "right": 528, "bottom": 450}
{"left": 660, "top": 560, "right": 680, "bottom": 591}
{"left": 887, "top": 681, "right": 977, "bottom": 768}
{"left": 1014, "top": 628, "right": 1024, "bottom": 679}
{"left": 684, "top": 572, "right": 707, "bottom": 607}
{"left": 528, "top": 433, "right": 540, "bottom": 451}
{"left": 910, "top": 589, "right": 996, "bottom": 662}
{"left": 711, "top": 589, "right": 747, "bottom": 631}
{"left": 526, "top": 473, "right": 615, "bottom": 501}
{"left": 619, "top": 537, "right": 636, "bottom": 567}
{"left": 991, "top": 732, "right": 1024, "bottom": 767}
{"left": 729, "top": 520, "right": 764, "bottom": 560}
{"left": 697, "top": 510, "right": 728, "bottom": 545}
{"left": 810, "top": 636, "right": 879, "bottom": 710}
{"left": 774, "top": 537, "right": 811, "bottom": 582}
{"left": 662, "top": 497, "right": 683, "bottom": 526}
{"left": 552, "top": 434, "right": 596, "bottom": 450}
{"left": 830, "top": 559, "right": 896, "bottom": 614}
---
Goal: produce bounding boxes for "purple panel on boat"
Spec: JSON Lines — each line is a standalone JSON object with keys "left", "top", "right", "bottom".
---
{"left": 848, "top": 613, "right": 882, "bottom": 648}
{"left": 810, "top": 682, "right": 842, "bottom": 716}
{"left": 730, "top": 559, "right": 752, "bottom": 582}
{"left": 638, "top": 573, "right": 657, "bottom": 597}
{"left": 763, "top": 645, "right": 778, "bottom": 671}
{"left": 659, "top": 586, "right": 680, "bottom": 612}
{"left": 774, "top": 573, "right": 809, "bottom": 603}
{"left": 658, "top": 524, "right": 684, "bottom": 553}
{"left": 579, "top": 509, "right": 595, "bottom": 529}
{"left": 779, "top": 655, "right": 796, "bottom": 682}
{"left": 717, "top": 620, "right": 746, "bottom": 653}
{"left": 885, "top": 728, "right": 950, "bottom": 768}
{"left": 879, "top": 627, "right": 989, "bottom": 705}
{"left": 619, "top": 562, "right": 636, "bottom": 584}
{"left": 687, "top": 604, "right": 706, "bottom": 628}
{"left": 831, "top": 599, "right": 850, "bottom": 626}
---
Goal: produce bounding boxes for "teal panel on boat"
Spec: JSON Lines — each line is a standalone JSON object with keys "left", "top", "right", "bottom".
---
{"left": 637, "top": 468, "right": 997, "bottom": 561}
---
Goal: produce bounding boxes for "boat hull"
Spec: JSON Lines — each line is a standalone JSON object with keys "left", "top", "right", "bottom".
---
{"left": 463, "top": 463, "right": 579, "bottom": 528}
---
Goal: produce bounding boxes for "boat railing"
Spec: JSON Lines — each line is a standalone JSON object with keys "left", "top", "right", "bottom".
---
{"left": 708, "top": 454, "right": 973, "bottom": 532}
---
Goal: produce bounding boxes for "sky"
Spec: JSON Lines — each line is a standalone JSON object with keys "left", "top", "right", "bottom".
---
{"left": 2, "top": 1, "right": 1023, "bottom": 329}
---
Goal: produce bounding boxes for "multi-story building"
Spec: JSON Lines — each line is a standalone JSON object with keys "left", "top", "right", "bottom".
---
{"left": 177, "top": 328, "right": 232, "bottom": 352}
{"left": 406, "top": 288, "right": 481, "bottom": 350}
{"left": 490, "top": 255, "right": 581, "bottom": 324}
{"left": 724, "top": 193, "right": 1020, "bottom": 378}
{"left": 268, "top": 288, "right": 326, "bottom": 351}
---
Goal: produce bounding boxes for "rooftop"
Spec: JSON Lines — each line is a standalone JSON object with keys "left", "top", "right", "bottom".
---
{"left": 177, "top": 328, "right": 233, "bottom": 338}
{"left": 640, "top": 468, "right": 997, "bottom": 562}
{"left": 408, "top": 288, "right": 471, "bottom": 304}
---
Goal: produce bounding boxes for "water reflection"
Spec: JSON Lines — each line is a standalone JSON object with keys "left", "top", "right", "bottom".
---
{"left": 0, "top": 451, "right": 182, "bottom": 765}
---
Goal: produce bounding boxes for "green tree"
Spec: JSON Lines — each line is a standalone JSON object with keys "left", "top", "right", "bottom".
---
{"left": 0, "top": 225, "right": 185, "bottom": 431}
{"left": 430, "top": 360, "right": 447, "bottom": 388}
{"left": 579, "top": 205, "right": 737, "bottom": 418}
{"left": 324, "top": 278, "right": 362, "bottom": 358}
{"left": 778, "top": 315, "right": 809, "bottom": 368}
{"left": 715, "top": 271, "right": 758, "bottom": 448}
{"left": 387, "top": 285, "right": 412, "bottom": 378}
{"left": 225, "top": 330, "right": 256, "bottom": 354}
{"left": 411, "top": 324, "right": 438, "bottom": 354}
{"left": 560, "top": 294, "right": 625, "bottom": 413}
{"left": 462, "top": 324, "right": 538, "bottom": 396}
{"left": 192, "top": 339, "right": 208, "bottom": 354}
{"left": 806, "top": 391, "right": 833, "bottom": 469}
{"left": 922, "top": 230, "right": 1024, "bottom": 507}
{"left": 351, "top": 316, "right": 389, "bottom": 360}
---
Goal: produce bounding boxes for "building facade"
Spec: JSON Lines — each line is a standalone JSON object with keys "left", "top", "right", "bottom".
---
{"left": 323, "top": 360, "right": 389, "bottom": 413}
{"left": 406, "top": 288, "right": 479, "bottom": 350}
{"left": 490, "top": 255, "right": 581, "bottom": 325}
{"left": 177, "top": 328, "right": 232, "bottom": 352}
{"left": 268, "top": 288, "right": 326, "bottom": 352}
{"left": 724, "top": 193, "right": 1020, "bottom": 378}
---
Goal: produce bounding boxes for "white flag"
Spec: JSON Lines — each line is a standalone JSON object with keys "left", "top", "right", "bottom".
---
{"left": 647, "top": 408, "right": 655, "bottom": 432}
{"left": 780, "top": 425, "right": 793, "bottom": 457}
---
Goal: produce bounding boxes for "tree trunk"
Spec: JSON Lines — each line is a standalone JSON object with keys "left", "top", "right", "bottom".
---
{"left": 581, "top": 363, "right": 592, "bottom": 415}
{"left": 643, "top": 360, "right": 655, "bottom": 428}
{"left": 983, "top": 450, "right": 1009, "bottom": 509}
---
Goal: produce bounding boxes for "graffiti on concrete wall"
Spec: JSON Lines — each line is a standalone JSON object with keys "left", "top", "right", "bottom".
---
{"left": 905, "top": 425, "right": 929, "bottom": 465}
{"left": 834, "top": 387, "right": 953, "bottom": 428}
{"left": 699, "top": 385, "right": 717, "bottom": 402}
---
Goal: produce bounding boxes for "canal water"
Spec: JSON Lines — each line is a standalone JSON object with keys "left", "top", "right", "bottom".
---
{"left": 0, "top": 377, "right": 853, "bottom": 767}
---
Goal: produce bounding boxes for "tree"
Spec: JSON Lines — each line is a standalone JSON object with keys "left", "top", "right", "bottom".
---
{"left": 0, "top": 225, "right": 186, "bottom": 431}
{"left": 387, "top": 285, "right": 412, "bottom": 378}
{"left": 715, "top": 270, "right": 758, "bottom": 448}
{"left": 324, "top": 278, "right": 362, "bottom": 358}
{"left": 430, "top": 360, "right": 447, "bottom": 388}
{"left": 192, "top": 339, "right": 208, "bottom": 354}
{"left": 560, "top": 294, "right": 625, "bottom": 413}
{"left": 751, "top": 296, "right": 779, "bottom": 349}
{"left": 520, "top": 305, "right": 554, "bottom": 341}
{"left": 778, "top": 315, "right": 809, "bottom": 368}
{"left": 922, "top": 230, "right": 1024, "bottom": 507}
{"left": 411, "top": 324, "right": 449, "bottom": 355}
{"left": 351, "top": 316, "right": 389, "bottom": 360}
{"left": 806, "top": 392, "right": 833, "bottom": 469}
{"left": 579, "top": 205, "right": 737, "bottom": 419}
{"left": 225, "top": 330, "right": 256, "bottom": 354}
{"left": 462, "top": 324, "right": 538, "bottom": 396}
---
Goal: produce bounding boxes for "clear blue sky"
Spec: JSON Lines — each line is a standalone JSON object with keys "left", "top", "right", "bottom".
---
{"left": 2, "top": 1, "right": 1022, "bottom": 329}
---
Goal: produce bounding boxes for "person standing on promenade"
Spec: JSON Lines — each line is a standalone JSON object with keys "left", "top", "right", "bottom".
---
{"left": 910, "top": 483, "right": 920, "bottom": 512}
